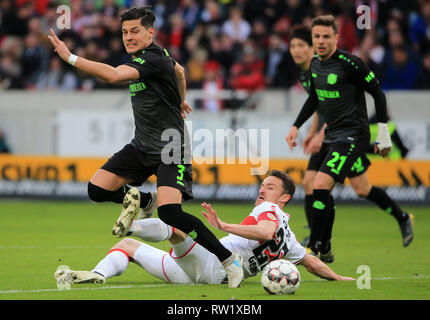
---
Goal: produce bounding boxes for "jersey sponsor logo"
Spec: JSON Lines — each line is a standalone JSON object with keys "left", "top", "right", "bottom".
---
{"left": 129, "top": 81, "right": 147, "bottom": 96}
{"left": 315, "top": 88, "right": 340, "bottom": 101}
{"left": 327, "top": 73, "right": 338, "bottom": 85}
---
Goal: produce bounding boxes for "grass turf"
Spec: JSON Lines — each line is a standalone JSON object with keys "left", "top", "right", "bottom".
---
{"left": 0, "top": 200, "right": 429, "bottom": 300}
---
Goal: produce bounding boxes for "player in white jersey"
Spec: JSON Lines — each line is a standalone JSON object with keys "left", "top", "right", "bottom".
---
{"left": 54, "top": 170, "right": 354, "bottom": 286}
{"left": 219, "top": 201, "right": 305, "bottom": 278}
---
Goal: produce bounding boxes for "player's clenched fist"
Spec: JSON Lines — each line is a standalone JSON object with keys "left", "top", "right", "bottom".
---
{"left": 285, "top": 126, "right": 298, "bottom": 151}
{"left": 47, "top": 28, "right": 72, "bottom": 63}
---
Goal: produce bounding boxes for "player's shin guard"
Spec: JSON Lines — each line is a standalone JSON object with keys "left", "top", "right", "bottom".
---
{"left": 157, "top": 204, "right": 232, "bottom": 262}
{"left": 87, "top": 182, "right": 151, "bottom": 208}
{"left": 308, "top": 189, "right": 331, "bottom": 254}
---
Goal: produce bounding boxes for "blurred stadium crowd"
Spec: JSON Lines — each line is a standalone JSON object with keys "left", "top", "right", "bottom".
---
{"left": 1, "top": 0, "right": 430, "bottom": 93}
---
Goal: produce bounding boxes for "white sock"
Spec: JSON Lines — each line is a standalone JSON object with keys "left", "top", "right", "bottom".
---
{"left": 92, "top": 249, "right": 129, "bottom": 279}
{"left": 129, "top": 218, "right": 173, "bottom": 242}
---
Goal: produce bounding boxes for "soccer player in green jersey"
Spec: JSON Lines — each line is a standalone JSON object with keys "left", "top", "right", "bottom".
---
{"left": 48, "top": 7, "right": 243, "bottom": 287}
{"left": 286, "top": 17, "right": 414, "bottom": 260}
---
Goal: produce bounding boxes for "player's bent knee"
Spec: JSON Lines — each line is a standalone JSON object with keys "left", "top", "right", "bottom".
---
{"left": 87, "top": 182, "right": 106, "bottom": 202}
{"left": 302, "top": 174, "right": 315, "bottom": 194}
{"left": 112, "top": 238, "right": 142, "bottom": 257}
{"left": 313, "top": 173, "right": 334, "bottom": 190}
{"left": 353, "top": 185, "right": 370, "bottom": 198}
{"left": 157, "top": 203, "right": 182, "bottom": 223}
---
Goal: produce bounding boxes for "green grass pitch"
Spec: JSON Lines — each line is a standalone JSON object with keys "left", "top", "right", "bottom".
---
{"left": 0, "top": 200, "right": 429, "bottom": 300}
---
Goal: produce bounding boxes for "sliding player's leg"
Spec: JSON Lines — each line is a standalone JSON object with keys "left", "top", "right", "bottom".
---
{"left": 54, "top": 238, "right": 193, "bottom": 285}
{"left": 156, "top": 186, "right": 242, "bottom": 285}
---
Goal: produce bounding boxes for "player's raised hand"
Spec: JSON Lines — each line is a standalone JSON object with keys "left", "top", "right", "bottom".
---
{"left": 285, "top": 126, "right": 298, "bottom": 151}
{"left": 201, "top": 202, "right": 225, "bottom": 231}
{"left": 47, "top": 28, "right": 72, "bottom": 62}
{"left": 180, "top": 101, "right": 192, "bottom": 119}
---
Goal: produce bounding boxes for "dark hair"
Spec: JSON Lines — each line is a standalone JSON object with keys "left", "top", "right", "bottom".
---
{"left": 290, "top": 24, "right": 312, "bottom": 47}
{"left": 120, "top": 7, "right": 155, "bottom": 29}
{"left": 268, "top": 170, "right": 296, "bottom": 198}
{"left": 312, "top": 15, "right": 338, "bottom": 34}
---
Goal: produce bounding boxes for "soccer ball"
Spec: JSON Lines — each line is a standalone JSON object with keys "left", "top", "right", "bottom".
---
{"left": 261, "top": 260, "right": 300, "bottom": 295}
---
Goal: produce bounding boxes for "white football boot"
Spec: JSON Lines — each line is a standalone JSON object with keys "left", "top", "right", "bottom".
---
{"left": 112, "top": 187, "right": 141, "bottom": 238}
{"left": 135, "top": 191, "right": 158, "bottom": 220}
{"left": 54, "top": 269, "right": 106, "bottom": 285}
{"left": 222, "top": 252, "right": 244, "bottom": 288}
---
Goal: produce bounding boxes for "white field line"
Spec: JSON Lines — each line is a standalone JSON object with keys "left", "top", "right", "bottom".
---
{"left": 250, "top": 275, "right": 430, "bottom": 283}
{"left": 0, "top": 245, "right": 109, "bottom": 249}
{"left": 0, "top": 276, "right": 429, "bottom": 295}
{"left": 0, "top": 283, "right": 176, "bottom": 294}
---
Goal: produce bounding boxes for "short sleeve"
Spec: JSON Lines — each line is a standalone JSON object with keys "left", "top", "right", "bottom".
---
{"left": 125, "top": 52, "right": 161, "bottom": 79}
{"left": 252, "top": 202, "right": 279, "bottom": 227}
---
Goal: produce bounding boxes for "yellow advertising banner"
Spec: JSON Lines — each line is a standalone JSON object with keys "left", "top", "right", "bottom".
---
{"left": 0, "top": 155, "right": 429, "bottom": 187}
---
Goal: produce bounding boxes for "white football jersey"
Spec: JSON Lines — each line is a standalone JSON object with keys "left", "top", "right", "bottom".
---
{"left": 220, "top": 201, "right": 306, "bottom": 278}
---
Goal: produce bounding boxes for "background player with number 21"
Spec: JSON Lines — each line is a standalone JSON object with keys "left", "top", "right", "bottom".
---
{"left": 286, "top": 15, "right": 414, "bottom": 259}
{"left": 288, "top": 24, "right": 414, "bottom": 263}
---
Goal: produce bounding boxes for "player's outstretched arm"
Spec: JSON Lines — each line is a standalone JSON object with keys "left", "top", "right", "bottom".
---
{"left": 201, "top": 203, "right": 276, "bottom": 241}
{"left": 48, "top": 28, "right": 139, "bottom": 84}
{"left": 299, "top": 254, "right": 354, "bottom": 281}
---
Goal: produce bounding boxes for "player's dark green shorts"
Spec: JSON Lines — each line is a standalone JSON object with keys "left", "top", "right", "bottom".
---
{"left": 307, "top": 140, "right": 371, "bottom": 183}
{"left": 101, "top": 144, "right": 193, "bottom": 200}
